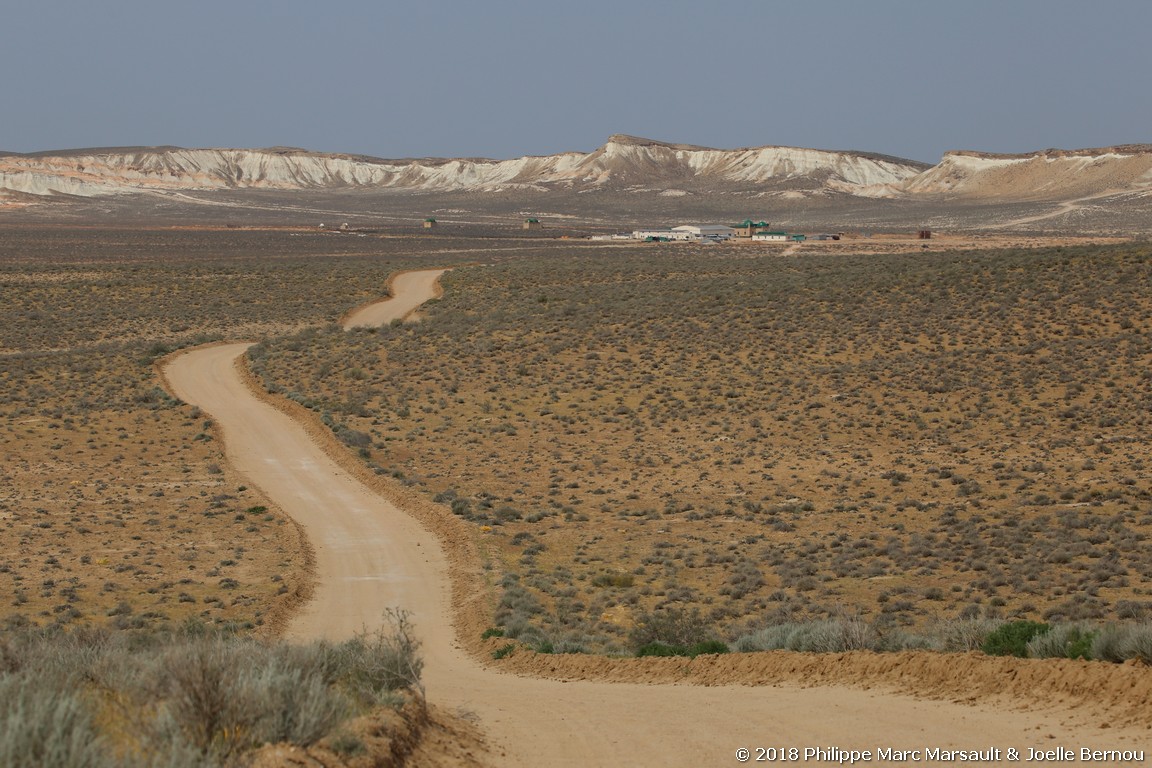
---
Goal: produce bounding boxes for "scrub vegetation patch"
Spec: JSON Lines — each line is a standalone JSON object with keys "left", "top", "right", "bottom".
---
{"left": 251, "top": 241, "right": 1152, "bottom": 654}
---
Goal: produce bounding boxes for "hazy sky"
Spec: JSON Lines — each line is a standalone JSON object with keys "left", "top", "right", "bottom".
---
{"left": 3, "top": 0, "right": 1149, "bottom": 162}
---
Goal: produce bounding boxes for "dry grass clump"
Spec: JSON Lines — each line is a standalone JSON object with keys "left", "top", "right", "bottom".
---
{"left": 251, "top": 241, "right": 1152, "bottom": 652}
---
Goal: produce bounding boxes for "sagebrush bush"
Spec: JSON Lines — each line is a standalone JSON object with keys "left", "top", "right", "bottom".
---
{"left": 628, "top": 607, "right": 713, "bottom": 650}
{"left": 0, "top": 612, "right": 423, "bottom": 765}
{"left": 1090, "top": 624, "right": 1131, "bottom": 663}
{"left": 0, "top": 678, "right": 113, "bottom": 768}
{"left": 937, "top": 617, "right": 1000, "bottom": 653}
{"left": 1121, "top": 622, "right": 1152, "bottom": 664}
{"left": 734, "top": 619, "right": 883, "bottom": 654}
{"left": 1026, "top": 624, "right": 1095, "bottom": 660}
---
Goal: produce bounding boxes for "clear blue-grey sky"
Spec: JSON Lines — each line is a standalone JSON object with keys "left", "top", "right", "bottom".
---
{"left": 3, "top": 0, "right": 1148, "bottom": 163}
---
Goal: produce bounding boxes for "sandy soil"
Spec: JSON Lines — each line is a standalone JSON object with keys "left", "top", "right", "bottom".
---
{"left": 163, "top": 270, "right": 1150, "bottom": 767}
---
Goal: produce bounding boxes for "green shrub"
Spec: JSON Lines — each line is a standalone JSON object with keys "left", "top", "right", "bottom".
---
{"left": 982, "top": 621, "right": 1050, "bottom": 658}
{"left": 492, "top": 643, "right": 516, "bottom": 659}
{"left": 636, "top": 640, "right": 729, "bottom": 658}
{"left": 636, "top": 642, "right": 687, "bottom": 657}
{"left": 687, "top": 640, "right": 729, "bottom": 656}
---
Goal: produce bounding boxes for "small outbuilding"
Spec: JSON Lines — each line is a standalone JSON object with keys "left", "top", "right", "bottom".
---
{"left": 424, "top": 218, "right": 437, "bottom": 229}
{"left": 523, "top": 218, "right": 542, "bottom": 230}
{"left": 752, "top": 231, "right": 788, "bottom": 242}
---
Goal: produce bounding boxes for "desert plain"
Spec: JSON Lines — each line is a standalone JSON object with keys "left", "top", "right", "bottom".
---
{"left": 3, "top": 221, "right": 1152, "bottom": 766}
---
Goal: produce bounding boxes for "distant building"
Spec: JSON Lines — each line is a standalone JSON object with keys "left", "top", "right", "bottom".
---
{"left": 523, "top": 218, "right": 542, "bottom": 230}
{"left": 424, "top": 218, "right": 437, "bottom": 229}
{"left": 633, "top": 229, "right": 693, "bottom": 241}
{"left": 731, "top": 219, "right": 771, "bottom": 238}
{"left": 918, "top": 230, "right": 932, "bottom": 239}
{"left": 752, "top": 231, "right": 788, "bottom": 242}
{"left": 673, "top": 224, "right": 735, "bottom": 240}
{"left": 631, "top": 224, "right": 735, "bottom": 242}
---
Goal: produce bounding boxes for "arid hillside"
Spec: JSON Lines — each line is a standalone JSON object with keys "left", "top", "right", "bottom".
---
{"left": 4, "top": 137, "right": 1152, "bottom": 235}
{"left": 0, "top": 136, "right": 926, "bottom": 198}
{"left": 904, "top": 146, "right": 1152, "bottom": 200}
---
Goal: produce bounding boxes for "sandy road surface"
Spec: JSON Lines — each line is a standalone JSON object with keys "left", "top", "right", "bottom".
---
{"left": 342, "top": 269, "right": 447, "bottom": 329}
{"left": 163, "top": 270, "right": 1147, "bottom": 767}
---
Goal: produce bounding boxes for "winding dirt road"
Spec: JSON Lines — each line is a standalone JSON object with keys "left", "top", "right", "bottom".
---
{"left": 163, "top": 270, "right": 1146, "bottom": 767}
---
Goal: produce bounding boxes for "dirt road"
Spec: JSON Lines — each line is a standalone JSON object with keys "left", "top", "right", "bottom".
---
{"left": 342, "top": 269, "right": 447, "bottom": 329}
{"left": 163, "top": 270, "right": 1147, "bottom": 767}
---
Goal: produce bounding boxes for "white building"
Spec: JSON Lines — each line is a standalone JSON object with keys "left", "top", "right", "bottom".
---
{"left": 633, "top": 229, "right": 695, "bottom": 241}
{"left": 633, "top": 224, "right": 735, "bottom": 241}
{"left": 752, "top": 231, "right": 788, "bottom": 241}
{"left": 673, "top": 224, "right": 735, "bottom": 240}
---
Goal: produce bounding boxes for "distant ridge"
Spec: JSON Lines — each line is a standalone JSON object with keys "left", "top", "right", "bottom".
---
{"left": 1, "top": 136, "right": 1150, "bottom": 204}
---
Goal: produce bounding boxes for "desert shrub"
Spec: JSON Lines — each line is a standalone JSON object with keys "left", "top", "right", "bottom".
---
{"left": 244, "top": 662, "right": 349, "bottom": 747}
{"left": 157, "top": 637, "right": 255, "bottom": 758}
{"left": 935, "top": 617, "right": 1000, "bottom": 652}
{"left": 333, "top": 425, "right": 372, "bottom": 451}
{"left": 981, "top": 621, "right": 1050, "bottom": 658}
{"left": 591, "top": 572, "right": 635, "bottom": 589}
{"left": 734, "top": 624, "right": 794, "bottom": 652}
{"left": 806, "top": 618, "right": 879, "bottom": 653}
{"left": 734, "top": 619, "right": 881, "bottom": 654}
{"left": 150, "top": 636, "right": 347, "bottom": 757}
{"left": 688, "top": 640, "right": 730, "bottom": 656}
{"left": 1120, "top": 623, "right": 1152, "bottom": 664}
{"left": 335, "top": 610, "right": 424, "bottom": 707}
{"left": 628, "top": 607, "right": 713, "bottom": 650}
{"left": 1115, "top": 600, "right": 1152, "bottom": 620}
{"left": 636, "top": 641, "right": 685, "bottom": 657}
{"left": 1090, "top": 624, "right": 1131, "bottom": 663}
{"left": 635, "top": 640, "right": 729, "bottom": 658}
{"left": 549, "top": 638, "right": 589, "bottom": 655}
{"left": 0, "top": 678, "right": 112, "bottom": 768}
{"left": 872, "top": 628, "right": 936, "bottom": 652}
{"left": 0, "top": 612, "right": 423, "bottom": 765}
{"left": 1026, "top": 624, "right": 1095, "bottom": 660}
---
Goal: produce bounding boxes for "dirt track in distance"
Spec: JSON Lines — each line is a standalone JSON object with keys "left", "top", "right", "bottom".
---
{"left": 163, "top": 270, "right": 1149, "bottom": 767}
